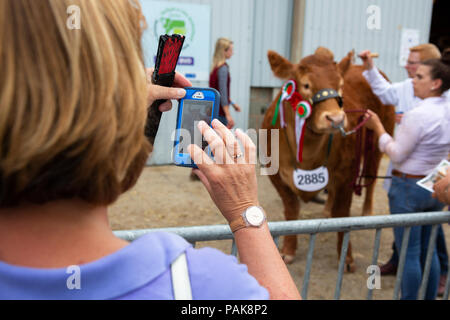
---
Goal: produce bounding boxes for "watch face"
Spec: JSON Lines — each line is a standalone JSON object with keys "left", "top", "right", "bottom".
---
{"left": 245, "top": 207, "right": 265, "bottom": 226}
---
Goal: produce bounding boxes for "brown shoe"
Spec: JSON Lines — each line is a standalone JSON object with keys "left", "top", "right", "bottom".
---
{"left": 379, "top": 261, "right": 397, "bottom": 276}
{"left": 438, "top": 274, "right": 447, "bottom": 297}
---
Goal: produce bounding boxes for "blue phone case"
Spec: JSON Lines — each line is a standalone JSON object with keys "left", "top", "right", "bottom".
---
{"left": 174, "top": 87, "right": 220, "bottom": 168}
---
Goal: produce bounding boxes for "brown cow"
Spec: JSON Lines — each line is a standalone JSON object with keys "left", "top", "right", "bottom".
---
{"left": 262, "top": 48, "right": 395, "bottom": 272}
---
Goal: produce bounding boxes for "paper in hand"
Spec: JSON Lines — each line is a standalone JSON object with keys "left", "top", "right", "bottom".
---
{"left": 416, "top": 159, "right": 449, "bottom": 193}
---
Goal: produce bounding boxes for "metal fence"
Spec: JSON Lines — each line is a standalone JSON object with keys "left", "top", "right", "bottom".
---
{"left": 114, "top": 211, "right": 450, "bottom": 300}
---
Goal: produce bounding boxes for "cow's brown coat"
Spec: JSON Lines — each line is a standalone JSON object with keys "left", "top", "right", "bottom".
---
{"left": 262, "top": 48, "right": 395, "bottom": 271}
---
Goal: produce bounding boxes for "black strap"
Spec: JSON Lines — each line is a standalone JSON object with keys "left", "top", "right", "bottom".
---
{"left": 311, "top": 89, "right": 343, "bottom": 108}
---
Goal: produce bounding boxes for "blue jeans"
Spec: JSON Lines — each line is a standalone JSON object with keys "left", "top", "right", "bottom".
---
{"left": 388, "top": 176, "right": 445, "bottom": 300}
{"left": 389, "top": 225, "right": 448, "bottom": 275}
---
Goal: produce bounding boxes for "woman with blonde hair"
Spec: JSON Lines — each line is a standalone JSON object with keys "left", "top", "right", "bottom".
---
{"left": 0, "top": 0, "right": 300, "bottom": 300}
{"left": 209, "top": 38, "right": 241, "bottom": 128}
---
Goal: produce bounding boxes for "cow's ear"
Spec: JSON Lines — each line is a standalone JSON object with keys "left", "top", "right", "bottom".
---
{"left": 338, "top": 51, "right": 353, "bottom": 76}
{"left": 268, "top": 50, "right": 294, "bottom": 79}
{"left": 315, "top": 47, "right": 334, "bottom": 61}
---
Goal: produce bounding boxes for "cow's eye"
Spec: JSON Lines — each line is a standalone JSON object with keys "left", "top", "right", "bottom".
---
{"left": 303, "top": 83, "right": 310, "bottom": 89}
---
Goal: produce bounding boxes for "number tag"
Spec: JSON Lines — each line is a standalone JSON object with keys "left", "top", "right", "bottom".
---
{"left": 293, "top": 166, "right": 329, "bottom": 192}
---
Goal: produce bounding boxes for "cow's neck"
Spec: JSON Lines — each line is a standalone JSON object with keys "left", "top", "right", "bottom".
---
{"left": 298, "top": 126, "right": 331, "bottom": 169}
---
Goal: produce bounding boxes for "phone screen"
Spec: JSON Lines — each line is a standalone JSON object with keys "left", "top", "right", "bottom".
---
{"left": 179, "top": 99, "right": 213, "bottom": 152}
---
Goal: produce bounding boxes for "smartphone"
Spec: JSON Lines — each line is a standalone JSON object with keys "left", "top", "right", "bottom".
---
{"left": 173, "top": 87, "right": 220, "bottom": 168}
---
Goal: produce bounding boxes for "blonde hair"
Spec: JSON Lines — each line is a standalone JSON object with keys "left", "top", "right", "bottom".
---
{"left": 410, "top": 43, "right": 442, "bottom": 62}
{"left": 0, "top": 0, "right": 150, "bottom": 206}
{"left": 211, "top": 38, "right": 233, "bottom": 71}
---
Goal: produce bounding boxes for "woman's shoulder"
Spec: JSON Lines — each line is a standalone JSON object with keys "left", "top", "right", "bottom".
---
{"left": 412, "top": 97, "right": 449, "bottom": 115}
{"left": 186, "top": 246, "right": 269, "bottom": 300}
{"left": 217, "top": 63, "right": 229, "bottom": 72}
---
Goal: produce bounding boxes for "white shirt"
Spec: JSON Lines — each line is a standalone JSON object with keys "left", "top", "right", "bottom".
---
{"left": 378, "top": 96, "right": 450, "bottom": 175}
{"left": 362, "top": 67, "right": 422, "bottom": 113}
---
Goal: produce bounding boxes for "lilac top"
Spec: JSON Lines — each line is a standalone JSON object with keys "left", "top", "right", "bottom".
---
{"left": 378, "top": 96, "right": 450, "bottom": 175}
{"left": 0, "top": 232, "right": 269, "bottom": 300}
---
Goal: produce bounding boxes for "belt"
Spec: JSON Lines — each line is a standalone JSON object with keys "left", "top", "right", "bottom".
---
{"left": 392, "top": 169, "right": 425, "bottom": 179}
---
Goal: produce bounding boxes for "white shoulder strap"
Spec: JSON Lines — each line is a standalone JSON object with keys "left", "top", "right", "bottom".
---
{"left": 170, "top": 252, "right": 193, "bottom": 300}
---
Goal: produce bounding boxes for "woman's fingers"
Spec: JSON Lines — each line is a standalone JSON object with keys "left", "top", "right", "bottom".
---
{"left": 211, "top": 119, "right": 242, "bottom": 161}
{"left": 188, "top": 143, "right": 214, "bottom": 168}
{"left": 192, "top": 169, "right": 213, "bottom": 194}
{"left": 173, "top": 72, "right": 193, "bottom": 88}
{"left": 146, "top": 69, "right": 190, "bottom": 108}
{"left": 198, "top": 121, "right": 232, "bottom": 164}
{"left": 151, "top": 84, "right": 186, "bottom": 101}
{"left": 235, "top": 128, "right": 257, "bottom": 164}
{"left": 158, "top": 100, "right": 172, "bottom": 112}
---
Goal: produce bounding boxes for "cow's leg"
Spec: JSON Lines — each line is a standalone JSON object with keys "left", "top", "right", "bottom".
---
{"left": 362, "top": 148, "right": 382, "bottom": 216}
{"left": 330, "top": 183, "right": 356, "bottom": 273}
{"left": 362, "top": 179, "right": 376, "bottom": 216}
{"left": 269, "top": 173, "right": 299, "bottom": 264}
{"left": 323, "top": 188, "right": 334, "bottom": 218}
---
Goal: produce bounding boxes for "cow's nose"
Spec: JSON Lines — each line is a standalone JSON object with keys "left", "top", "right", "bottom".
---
{"left": 325, "top": 113, "right": 345, "bottom": 126}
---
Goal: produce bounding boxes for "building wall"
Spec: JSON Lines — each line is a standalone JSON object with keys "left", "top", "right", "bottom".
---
{"left": 301, "top": 0, "right": 434, "bottom": 82}
{"left": 148, "top": 0, "right": 255, "bottom": 164}
{"left": 148, "top": 0, "right": 293, "bottom": 164}
{"left": 148, "top": 0, "right": 434, "bottom": 164}
{"left": 251, "top": 0, "right": 294, "bottom": 88}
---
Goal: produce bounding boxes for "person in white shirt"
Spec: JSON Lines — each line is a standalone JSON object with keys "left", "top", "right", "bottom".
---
{"left": 363, "top": 50, "right": 450, "bottom": 299}
{"left": 360, "top": 44, "right": 442, "bottom": 120}
{"left": 359, "top": 45, "right": 449, "bottom": 296}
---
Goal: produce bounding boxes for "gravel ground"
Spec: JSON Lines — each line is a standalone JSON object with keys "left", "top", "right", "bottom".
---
{"left": 109, "top": 156, "right": 450, "bottom": 300}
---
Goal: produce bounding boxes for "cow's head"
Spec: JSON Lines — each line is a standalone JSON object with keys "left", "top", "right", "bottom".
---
{"left": 268, "top": 47, "right": 352, "bottom": 134}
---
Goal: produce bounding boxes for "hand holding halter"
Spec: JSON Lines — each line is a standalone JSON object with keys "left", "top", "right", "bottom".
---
{"left": 332, "top": 109, "right": 372, "bottom": 137}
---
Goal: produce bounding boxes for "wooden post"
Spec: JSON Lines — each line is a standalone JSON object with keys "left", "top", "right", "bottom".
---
{"left": 290, "top": 0, "right": 307, "bottom": 63}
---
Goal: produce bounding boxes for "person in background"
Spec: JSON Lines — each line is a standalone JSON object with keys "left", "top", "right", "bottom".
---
{"left": 209, "top": 38, "right": 241, "bottom": 129}
{"left": 0, "top": 0, "right": 301, "bottom": 300}
{"left": 433, "top": 167, "right": 450, "bottom": 205}
{"left": 362, "top": 50, "right": 450, "bottom": 299}
{"left": 359, "top": 45, "right": 449, "bottom": 296}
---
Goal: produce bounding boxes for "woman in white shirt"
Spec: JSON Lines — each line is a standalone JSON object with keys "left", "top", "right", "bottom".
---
{"left": 364, "top": 50, "right": 450, "bottom": 300}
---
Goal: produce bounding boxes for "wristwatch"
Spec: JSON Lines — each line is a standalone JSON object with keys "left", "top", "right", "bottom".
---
{"left": 229, "top": 206, "right": 266, "bottom": 233}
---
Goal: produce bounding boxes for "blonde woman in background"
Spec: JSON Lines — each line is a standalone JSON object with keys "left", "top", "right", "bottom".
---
{"left": 209, "top": 38, "right": 241, "bottom": 129}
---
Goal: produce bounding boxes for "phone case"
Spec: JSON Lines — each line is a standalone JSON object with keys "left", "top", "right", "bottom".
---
{"left": 174, "top": 87, "right": 220, "bottom": 168}
{"left": 145, "top": 34, "right": 185, "bottom": 145}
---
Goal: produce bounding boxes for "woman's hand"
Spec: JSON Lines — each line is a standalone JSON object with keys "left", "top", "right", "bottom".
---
{"left": 233, "top": 103, "right": 242, "bottom": 112}
{"left": 432, "top": 167, "right": 450, "bottom": 205}
{"left": 358, "top": 50, "right": 374, "bottom": 70}
{"left": 226, "top": 114, "right": 235, "bottom": 129}
{"left": 363, "top": 109, "right": 386, "bottom": 136}
{"left": 188, "top": 120, "right": 258, "bottom": 224}
{"left": 146, "top": 68, "right": 192, "bottom": 112}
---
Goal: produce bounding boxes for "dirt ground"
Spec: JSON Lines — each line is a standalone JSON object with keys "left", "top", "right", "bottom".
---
{"left": 109, "top": 156, "right": 450, "bottom": 300}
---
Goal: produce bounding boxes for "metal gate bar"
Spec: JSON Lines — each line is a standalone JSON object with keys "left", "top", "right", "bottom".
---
{"left": 393, "top": 227, "right": 411, "bottom": 300}
{"left": 334, "top": 232, "right": 350, "bottom": 300}
{"left": 114, "top": 211, "right": 450, "bottom": 300}
{"left": 418, "top": 224, "right": 439, "bottom": 300}
{"left": 301, "top": 233, "right": 316, "bottom": 300}
{"left": 367, "top": 228, "right": 382, "bottom": 300}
